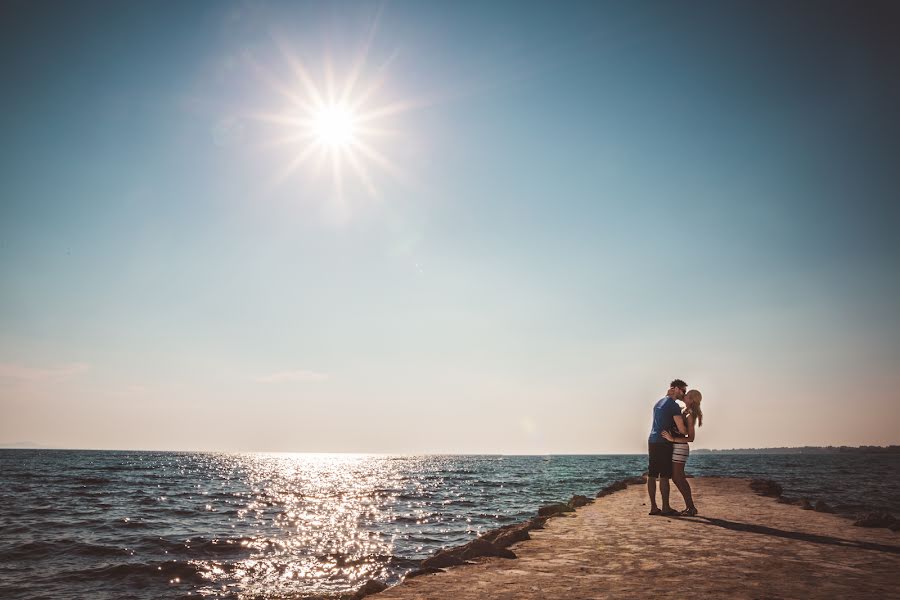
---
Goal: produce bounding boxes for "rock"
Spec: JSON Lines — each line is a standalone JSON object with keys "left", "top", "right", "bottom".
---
{"left": 405, "top": 567, "right": 444, "bottom": 580}
{"left": 353, "top": 579, "right": 387, "bottom": 598}
{"left": 568, "top": 494, "right": 592, "bottom": 508}
{"left": 456, "top": 538, "right": 516, "bottom": 560}
{"left": 479, "top": 524, "right": 517, "bottom": 544}
{"left": 493, "top": 526, "right": 530, "bottom": 548}
{"left": 776, "top": 496, "right": 799, "bottom": 505}
{"left": 421, "top": 552, "right": 467, "bottom": 569}
{"left": 595, "top": 476, "right": 645, "bottom": 498}
{"left": 538, "top": 503, "right": 575, "bottom": 517}
{"left": 596, "top": 481, "right": 628, "bottom": 498}
{"left": 482, "top": 522, "right": 531, "bottom": 548}
{"left": 749, "top": 479, "right": 783, "bottom": 497}
{"left": 853, "top": 512, "right": 897, "bottom": 529}
{"left": 799, "top": 498, "right": 813, "bottom": 510}
{"left": 422, "top": 537, "right": 516, "bottom": 569}
{"left": 814, "top": 500, "right": 833, "bottom": 513}
{"left": 528, "top": 516, "right": 549, "bottom": 530}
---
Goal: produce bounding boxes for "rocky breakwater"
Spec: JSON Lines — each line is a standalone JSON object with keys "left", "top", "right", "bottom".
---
{"left": 750, "top": 478, "right": 899, "bottom": 531}
{"left": 334, "top": 475, "right": 650, "bottom": 599}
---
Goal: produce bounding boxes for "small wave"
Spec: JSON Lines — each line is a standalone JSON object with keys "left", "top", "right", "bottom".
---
{"left": 404, "top": 534, "right": 454, "bottom": 545}
{"left": 68, "top": 488, "right": 110, "bottom": 498}
{"left": 469, "top": 513, "right": 516, "bottom": 523}
{"left": 2, "top": 469, "right": 40, "bottom": 478}
{"left": 448, "top": 500, "right": 476, "bottom": 507}
{"left": 95, "top": 465, "right": 156, "bottom": 473}
{"left": 56, "top": 560, "right": 206, "bottom": 584}
{"left": 386, "top": 555, "right": 420, "bottom": 569}
{"left": 0, "top": 539, "right": 128, "bottom": 561}
{"left": 0, "top": 524, "right": 32, "bottom": 535}
{"left": 397, "top": 493, "right": 431, "bottom": 501}
{"left": 29, "top": 505, "right": 60, "bottom": 515}
{"left": 140, "top": 536, "right": 259, "bottom": 557}
{"left": 391, "top": 515, "right": 435, "bottom": 524}
{"left": 192, "top": 537, "right": 260, "bottom": 556}
{"left": 473, "top": 481, "right": 506, "bottom": 488}
{"left": 319, "top": 552, "right": 418, "bottom": 570}
{"left": 71, "top": 476, "right": 112, "bottom": 486}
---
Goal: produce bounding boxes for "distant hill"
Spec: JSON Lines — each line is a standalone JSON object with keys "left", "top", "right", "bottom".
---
{"left": 693, "top": 445, "right": 900, "bottom": 454}
{"left": 0, "top": 441, "right": 52, "bottom": 449}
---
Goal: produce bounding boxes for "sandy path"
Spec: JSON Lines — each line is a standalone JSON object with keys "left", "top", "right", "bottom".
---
{"left": 376, "top": 477, "right": 899, "bottom": 599}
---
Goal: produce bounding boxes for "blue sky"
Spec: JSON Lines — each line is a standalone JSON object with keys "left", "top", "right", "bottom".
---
{"left": 1, "top": 1, "right": 898, "bottom": 452}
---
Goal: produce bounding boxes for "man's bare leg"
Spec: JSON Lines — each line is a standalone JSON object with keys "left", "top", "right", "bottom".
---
{"left": 659, "top": 477, "right": 672, "bottom": 512}
{"left": 647, "top": 476, "right": 661, "bottom": 514}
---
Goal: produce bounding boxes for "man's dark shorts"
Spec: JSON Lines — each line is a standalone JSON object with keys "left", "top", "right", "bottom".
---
{"left": 648, "top": 442, "right": 673, "bottom": 479}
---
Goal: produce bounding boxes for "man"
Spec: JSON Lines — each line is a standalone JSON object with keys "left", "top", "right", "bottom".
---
{"left": 647, "top": 379, "right": 688, "bottom": 516}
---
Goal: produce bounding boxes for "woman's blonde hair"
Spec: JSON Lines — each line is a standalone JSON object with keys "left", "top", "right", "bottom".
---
{"left": 685, "top": 389, "right": 703, "bottom": 427}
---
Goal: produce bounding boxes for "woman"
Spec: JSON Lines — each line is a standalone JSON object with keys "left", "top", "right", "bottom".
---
{"left": 661, "top": 389, "right": 703, "bottom": 516}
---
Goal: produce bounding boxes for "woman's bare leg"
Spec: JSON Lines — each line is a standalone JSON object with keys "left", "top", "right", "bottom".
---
{"left": 671, "top": 462, "right": 695, "bottom": 511}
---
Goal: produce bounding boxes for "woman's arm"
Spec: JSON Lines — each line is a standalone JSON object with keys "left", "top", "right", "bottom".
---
{"left": 672, "top": 414, "right": 687, "bottom": 436}
{"left": 661, "top": 414, "right": 695, "bottom": 443}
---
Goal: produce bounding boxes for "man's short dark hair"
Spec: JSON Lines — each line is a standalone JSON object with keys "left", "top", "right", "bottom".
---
{"left": 670, "top": 379, "right": 687, "bottom": 391}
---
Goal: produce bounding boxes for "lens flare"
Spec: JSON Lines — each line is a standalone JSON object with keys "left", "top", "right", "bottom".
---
{"left": 250, "top": 30, "right": 416, "bottom": 212}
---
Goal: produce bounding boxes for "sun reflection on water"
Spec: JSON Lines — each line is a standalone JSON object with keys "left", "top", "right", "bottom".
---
{"left": 190, "top": 453, "right": 404, "bottom": 598}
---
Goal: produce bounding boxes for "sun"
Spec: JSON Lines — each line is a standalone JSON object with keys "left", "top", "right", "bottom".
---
{"left": 311, "top": 104, "right": 357, "bottom": 148}
{"left": 250, "top": 35, "right": 415, "bottom": 205}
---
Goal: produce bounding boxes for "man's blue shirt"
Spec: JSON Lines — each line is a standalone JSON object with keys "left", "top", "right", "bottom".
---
{"left": 648, "top": 396, "right": 682, "bottom": 443}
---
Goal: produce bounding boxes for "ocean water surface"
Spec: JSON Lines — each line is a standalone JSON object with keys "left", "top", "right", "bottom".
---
{"left": 1, "top": 450, "right": 897, "bottom": 599}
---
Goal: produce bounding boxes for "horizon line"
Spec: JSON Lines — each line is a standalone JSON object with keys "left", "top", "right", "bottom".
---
{"left": 1, "top": 444, "right": 897, "bottom": 454}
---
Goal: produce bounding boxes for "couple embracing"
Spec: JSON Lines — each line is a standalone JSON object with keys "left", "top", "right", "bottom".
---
{"left": 647, "top": 378, "right": 704, "bottom": 517}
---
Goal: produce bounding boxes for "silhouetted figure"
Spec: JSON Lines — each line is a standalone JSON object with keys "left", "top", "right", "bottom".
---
{"left": 663, "top": 389, "right": 704, "bottom": 516}
{"left": 647, "top": 379, "right": 688, "bottom": 515}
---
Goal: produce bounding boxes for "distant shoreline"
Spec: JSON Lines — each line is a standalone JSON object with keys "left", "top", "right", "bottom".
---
{"left": 693, "top": 445, "right": 900, "bottom": 455}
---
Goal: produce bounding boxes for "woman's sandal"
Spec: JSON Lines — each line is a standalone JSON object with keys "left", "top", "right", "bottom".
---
{"left": 648, "top": 507, "right": 662, "bottom": 515}
{"left": 660, "top": 508, "right": 680, "bottom": 516}
{"left": 680, "top": 507, "right": 698, "bottom": 517}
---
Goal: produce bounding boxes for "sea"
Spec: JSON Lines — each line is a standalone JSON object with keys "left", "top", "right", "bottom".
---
{"left": 1, "top": 450, "right": 898, "bottom": 599}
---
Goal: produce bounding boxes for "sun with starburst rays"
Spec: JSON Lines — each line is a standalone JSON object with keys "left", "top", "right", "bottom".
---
{"left": 311, "top": 103, "right": 357, "bottom": 148}
{"left": 251, "top": 35, "right": 412, "bottom": 207}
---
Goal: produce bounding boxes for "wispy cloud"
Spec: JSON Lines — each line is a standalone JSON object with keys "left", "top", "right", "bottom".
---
{"left": 0, "top": 362, "right": 90, "bottom": 381}
{"left": 255, "top": 369, "right": 329, "bottom": 383}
